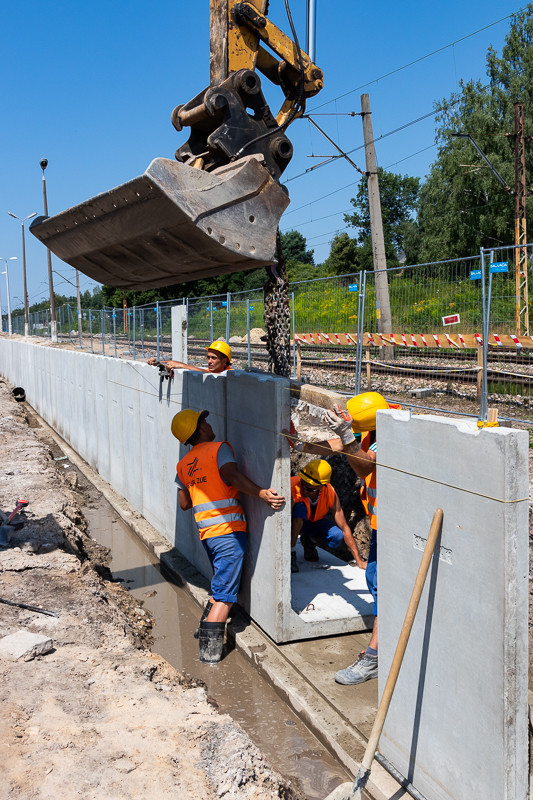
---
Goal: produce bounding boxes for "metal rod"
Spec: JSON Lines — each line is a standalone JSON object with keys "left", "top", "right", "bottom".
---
{"left": 89, "top": 311, "right": 93, "bottom": 352}
{"left": 101, "top": 310, "right": 105, "bottom": 355}
{"left": 209, "top": 300, "right": 213, "bottom": 343}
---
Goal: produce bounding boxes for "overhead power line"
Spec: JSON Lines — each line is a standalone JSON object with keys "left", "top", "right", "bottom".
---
{"left": 310, "top": 14, "right": 513, "bottom": 112}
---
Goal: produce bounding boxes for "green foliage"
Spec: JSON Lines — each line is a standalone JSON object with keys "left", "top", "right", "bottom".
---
{"left": 418, "top": 5, "right": 533, "bottom": 262}
{"left": 280, "top": 230, "right": 315, "bottom": 265}
{"left": 344, "top": 169, "right": 420, "bottom": 269}
{"left": 321, "top": 233, "right": 360, "bottom": 276}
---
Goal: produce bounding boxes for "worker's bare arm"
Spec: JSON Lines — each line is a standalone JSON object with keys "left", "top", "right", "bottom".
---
{"left": 333, "top": 497, "right": 366, "bottom": 568}
{"left": 342, "top": 442, "right": 376, "bottom": 479}
{"left": 219, "top": 462, "right": 285, "bottom": 510}
{"left": 282, "top": 429, "right": 344, "bottom": 457}
{"left": 178, "top": 487, "right": 193, "bottom": 510}
{"left": 291, "top": 516, "right": 303, "bottom": 547}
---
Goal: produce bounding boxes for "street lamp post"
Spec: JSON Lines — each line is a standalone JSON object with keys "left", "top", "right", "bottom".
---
{"left": 40, "top": 159, "right": 58, "bottom": 342}
{"left": 0, "top": 257, "right": 17, "bottom": 336}
{"left": 7, "top": 211, "right": 37, "bottom": 337}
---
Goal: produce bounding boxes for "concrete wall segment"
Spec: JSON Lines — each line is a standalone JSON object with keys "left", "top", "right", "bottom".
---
{"left": 0, "top": 339, "right": 375, "bottom": 644}
{"left": 377, "top": 410, "right": 528, "bottom": 800}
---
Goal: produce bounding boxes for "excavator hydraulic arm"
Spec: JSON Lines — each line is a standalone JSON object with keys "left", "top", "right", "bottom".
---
{"left": 30, "top": 0, "right": 323, "bottom": 290}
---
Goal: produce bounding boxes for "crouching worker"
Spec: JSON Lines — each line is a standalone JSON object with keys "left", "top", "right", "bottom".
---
{"left": 291, "top": 459, "right": 367, "bottom": 573}
{"left": 172, "top": 409, "right": 285, "bottom": 664}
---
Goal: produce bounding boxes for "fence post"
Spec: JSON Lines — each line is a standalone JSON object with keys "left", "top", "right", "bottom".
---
{"left": 101, "top": 310, "right": 105, "bottom": 355}
{"left": 291, "top": 291, "right": 296, "bottom": 377}
{"left": 356, "top": 271, "right": 367, "bottom": 394}
{"left": 78, "top": 306, "right": 82, "bottom": 349}
{"left": 246, "top": 300, "right": 251, "bottom": 367}
{"left": 133, "top": 306, "right": 136, "bottom": 361}
{"left": 67, "top": 305, "right": 72, "bottom": 342}
{"left": 225, "top": 292, "right": 231, "bottom": 341}
{"left": 156, "top": 301, "right": 160, "bottom": 361}
{"left": 89, "top": 311, "right": 93, "bottom": 352}
{"left": 113, "top": 309, "right": 117, "bottom": 358}
{"left": 479, "top": 249, "right": 489, "bottom": 420}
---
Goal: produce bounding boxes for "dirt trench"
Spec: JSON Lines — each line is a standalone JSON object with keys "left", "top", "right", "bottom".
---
{"left": 0, "top": 378, "right": 301, "bottom": 800}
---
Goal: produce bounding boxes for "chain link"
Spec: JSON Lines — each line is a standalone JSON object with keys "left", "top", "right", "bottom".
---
{"left": 263, "top": 230, "right": 291, "bottom": 377}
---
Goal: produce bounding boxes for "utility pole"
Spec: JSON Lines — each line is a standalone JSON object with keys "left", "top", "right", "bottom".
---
{"left": 514, "top": 103, "right": 528, "bottom": 336}
{"left": 360, "top": 93, "right": 391, "bottom": 334}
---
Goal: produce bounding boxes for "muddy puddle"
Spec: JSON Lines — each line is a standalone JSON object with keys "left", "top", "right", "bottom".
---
{"left": 82, "top": 485, "right": 351, "bottom": 800}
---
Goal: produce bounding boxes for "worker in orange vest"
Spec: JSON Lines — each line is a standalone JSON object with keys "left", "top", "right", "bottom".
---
{"left": 290, "top": 459, "right": 367, "bottom": 573}
{"left": 285, "top": 392, "right": 392, "bottom": 685}
{"left": 172, "top": 408, "right": 285, "bottom": 663}
{"left": 149, "top": 340, "right": 232, "bottom": 374}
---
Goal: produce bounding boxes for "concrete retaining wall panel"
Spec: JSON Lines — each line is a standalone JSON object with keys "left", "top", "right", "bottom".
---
{"left": 0, "top": 339, "right": 374, "bottom": 644}
{"left": 226, "top": 371, "right": 291, "bottom": 640}
{"left": 378, "top": 411, "right": 528, "bottom": 800}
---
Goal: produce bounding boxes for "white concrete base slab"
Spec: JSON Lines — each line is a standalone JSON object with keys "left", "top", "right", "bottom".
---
{"left": 291, "top": 541, "right": 373, "bottom": 625}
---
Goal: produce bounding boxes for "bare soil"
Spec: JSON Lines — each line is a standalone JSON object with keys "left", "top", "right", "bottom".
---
{"left": 0, "top": 378, "right": 301, "bottom": 800}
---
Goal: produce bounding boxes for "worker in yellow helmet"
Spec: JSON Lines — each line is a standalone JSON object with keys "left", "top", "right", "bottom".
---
{"left": 172, "top": 407, "right": 284, "bottom": 664}
{"left": 290, "top": 459, "right": 366, "bottom": 573}
{"left": 284, "top": 392, "right": 395, "bottom": 686}
{"left": 148, "top": 340, "right": 232, "bottom": 374}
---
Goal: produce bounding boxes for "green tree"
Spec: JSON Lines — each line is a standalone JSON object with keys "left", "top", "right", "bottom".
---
{"left": 417, "top": 5, "right": 533, "bottom": 262}
{"left": 344, "top": 169, "right": 420, "bottom": 269}
{"left": 321, "top": 233, "right": 360, "bottom": 276}
{"left": 280, "top": 230, "right": 315, "bottom": 265}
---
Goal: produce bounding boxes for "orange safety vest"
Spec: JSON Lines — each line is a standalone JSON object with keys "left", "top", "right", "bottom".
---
{"left": 176, "top": 441, "right": 247, "bottom": 540}
{"left": 291, "top": 477, "right": 336, "bottom": 522}
{"left": 359, "top": 403, "right": 401, "bottom": 532}
{"left": 359, "top": 432, "right": 377, "bottom": 531}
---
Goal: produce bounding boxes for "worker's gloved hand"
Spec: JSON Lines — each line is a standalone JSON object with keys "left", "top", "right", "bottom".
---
{"left": 324, "top": 404, "right": 355, "bottom": 445}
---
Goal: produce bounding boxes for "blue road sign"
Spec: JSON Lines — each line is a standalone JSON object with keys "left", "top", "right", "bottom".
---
{"left": 470, "top": 269, "right": 482, "bottom": 280}
{"left": 490, "top": 261, "right": 508, "bottom": 273}
{"left": 348, "top": 284, "right": 359, "bottom": 292}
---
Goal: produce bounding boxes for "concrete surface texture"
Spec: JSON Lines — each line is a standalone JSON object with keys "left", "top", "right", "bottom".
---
{"left": 0, "top": 338, "right": 372, "bottom": 643}
{"left": 377, "top": 410, "right": 529, "bottom": 800}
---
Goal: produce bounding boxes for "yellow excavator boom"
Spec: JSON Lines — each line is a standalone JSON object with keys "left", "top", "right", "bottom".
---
{"left": 30, "top": 1, "right": 323, "bottom": 289}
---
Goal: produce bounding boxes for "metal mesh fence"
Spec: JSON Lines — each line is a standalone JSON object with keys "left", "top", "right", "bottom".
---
{"left": 9, "top": 242, "right": 533, "bottom": 426}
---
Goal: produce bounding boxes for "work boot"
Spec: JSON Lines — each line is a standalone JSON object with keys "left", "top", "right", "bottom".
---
{"left": 335, "top": 651, "right": 378, "bottom": 685}
{"left": 302, "top": 537, "right": 319, "bottom": 562}
{"left": 193, "top": 600, "right": 213, "bottom": 639}
{"left": 291, "top": 551, "right": 299, "bottom": 573}
{"left": 198, "top": 621, "right": 226, "bottom": 664}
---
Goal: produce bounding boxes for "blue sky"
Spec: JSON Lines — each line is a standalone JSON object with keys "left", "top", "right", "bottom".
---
{"left": 0, "top": 0, "right": 524, "bottom": 312}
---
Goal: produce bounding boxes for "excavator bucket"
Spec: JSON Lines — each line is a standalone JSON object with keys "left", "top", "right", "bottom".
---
{"left": 30, "top": 154, "right": 289, "bottom": 290}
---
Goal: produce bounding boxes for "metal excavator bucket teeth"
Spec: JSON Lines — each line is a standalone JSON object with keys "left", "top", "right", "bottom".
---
{"left": 30, "top": 155, "right": 289, "bottom": 290}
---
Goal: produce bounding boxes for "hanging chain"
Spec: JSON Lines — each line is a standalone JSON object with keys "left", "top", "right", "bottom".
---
{"left": 263, "top": 229, "right": 291, "bottom": 377}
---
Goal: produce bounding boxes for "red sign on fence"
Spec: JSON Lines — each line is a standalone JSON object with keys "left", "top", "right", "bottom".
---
{"left": 442, "top": 314, "right": 460, "bottom": 326}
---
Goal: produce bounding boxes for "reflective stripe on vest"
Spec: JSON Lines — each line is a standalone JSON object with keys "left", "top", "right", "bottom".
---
{"left": 196, "top": 512, "right": 247, "bottom": 529}
{"left": 176, "top": 441, "right": 247, "bottom": 539}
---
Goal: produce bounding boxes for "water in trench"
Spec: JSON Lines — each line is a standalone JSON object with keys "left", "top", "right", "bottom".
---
{"left": 82, "top": 488, "right": 351, "bottom": 800}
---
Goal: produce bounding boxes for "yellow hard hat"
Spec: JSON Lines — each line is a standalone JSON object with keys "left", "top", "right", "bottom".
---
{"left": 171, "top": 409, "right": 208, "bottom": 444}
{"left": 298, "top": 459, "right": 332, "bottom": 486}
{"left": 206, "top": 340, "right": 232, "bottom": 363}
{"left": 346, "top": 392, "right": 389, "bottom": 433}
